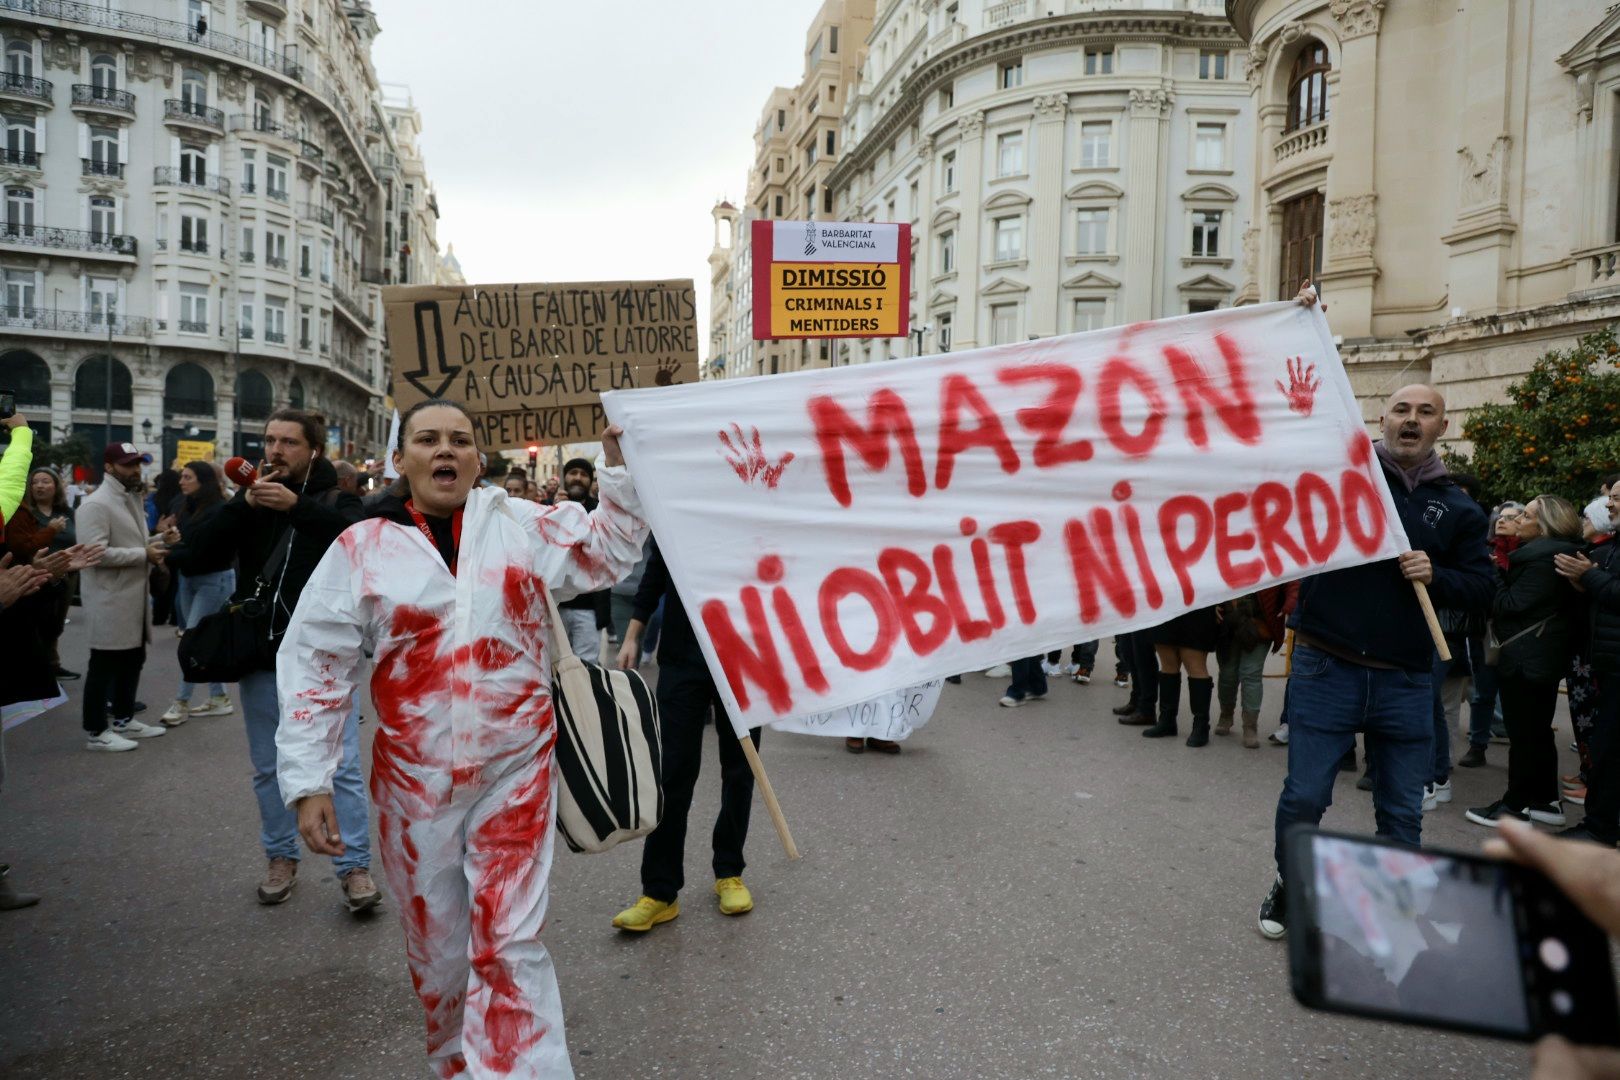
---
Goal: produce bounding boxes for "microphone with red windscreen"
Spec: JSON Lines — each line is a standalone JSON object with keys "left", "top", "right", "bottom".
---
{"left": 224, "top": 456, "right": 258, "bottom": 488}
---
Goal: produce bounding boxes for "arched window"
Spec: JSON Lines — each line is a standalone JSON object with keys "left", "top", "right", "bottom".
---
{"left": 0, "top": 349, "right": 50, "bottom": 407}
{"left": 164, "top": 361, "right": 215, "bottom": 417}
{"left": 287, "top": 376, "right": 305, "bottom": 409}
{"left": 1286, "top": 41, "right": 1331, "bottom": 132}
{"left": 181, "top": 68, "right": 207, "bottom": 109}
{"left": 5, "top": 186, "right": 33, "bottom": 232}
{"left": 5, "top": 41, "right": 32, "bottom": 79}
{"left": 90, "top": 53, "right": 117, "bottom": 91}
{"left": 88, "top": 195, "right": 115, "bottom": 241}
{"left": 74, "top": 355, "right": 132, "bottom": 411}
{"left": 179, "top": 143, "right": 207, "bottom": 184}
{"left": 235, "top": 369, "right": 273, "bottom": 420}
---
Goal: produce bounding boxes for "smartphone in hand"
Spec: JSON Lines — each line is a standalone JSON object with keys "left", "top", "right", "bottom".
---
{"left": 1284, "top": 826, "right": 1619, "bottom": 1044}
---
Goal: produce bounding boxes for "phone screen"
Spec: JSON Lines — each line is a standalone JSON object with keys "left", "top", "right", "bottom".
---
{"left": 0, "top": 390, "right": 15, "bottom": 419}
{"left": 1309, "top": 834, "right": 1531, "bottom": 1036}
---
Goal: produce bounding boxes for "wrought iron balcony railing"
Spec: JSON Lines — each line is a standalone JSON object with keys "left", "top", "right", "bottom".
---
{"left": 152, "top": 166, "right": 230, "bottom": 196}
{"left": 0, "top": 147, "right": 40, "bottom": 168}
{"left": 81, "top": 157, "right": 123, "bottom": 178}
{"left": 163, "top": 98, "right": 223, "bottom": 130}
{"left": 0, "top": 221, "right": 135, "bottom": 256}
{"left": 71, "top": 83, "right": 133, "bottom": 112}
{"left": 0, "top": 304, "right": 150, "bottom": 335}
{"left": 0, "top": 72, "right": 51, "bottom": 101}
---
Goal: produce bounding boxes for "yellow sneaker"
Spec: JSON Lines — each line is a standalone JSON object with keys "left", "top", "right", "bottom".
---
{"left": 612, "top": 895, "right": 678, "bottom": 932}
{"left": 714, "top": 876, "right": 754, "bottom": 916}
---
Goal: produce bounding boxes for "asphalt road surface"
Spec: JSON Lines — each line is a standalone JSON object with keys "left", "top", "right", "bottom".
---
{"left": 2, "top": 620, "right": 1546, "bottom": 1079}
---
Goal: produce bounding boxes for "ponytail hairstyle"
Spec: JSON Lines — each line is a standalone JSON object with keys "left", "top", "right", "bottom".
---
{"left": 392, "top": 398, "right": 479, "bottom": 501}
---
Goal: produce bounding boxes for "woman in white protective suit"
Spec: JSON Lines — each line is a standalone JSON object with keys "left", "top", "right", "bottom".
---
{"left": 275, "top": 399, "right": 647, "bottom": 1079}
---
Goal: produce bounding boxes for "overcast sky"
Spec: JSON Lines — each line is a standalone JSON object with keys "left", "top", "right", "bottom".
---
{"left": 370, "top": 0, "right": 826, "bottom": 359}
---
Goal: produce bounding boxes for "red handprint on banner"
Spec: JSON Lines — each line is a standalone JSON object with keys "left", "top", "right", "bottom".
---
{"left": 1276, "top": 356, "right": 1322, "bottom": 417}
{"left": 717, "top": 423, "right": 795, "bottom": 489}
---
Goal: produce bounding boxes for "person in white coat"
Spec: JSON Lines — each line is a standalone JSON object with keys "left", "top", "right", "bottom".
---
{"left": 77, "top": 442, "right": 169, "bottom": 750}
{"left": 275, "top": 400, "right": 647, "bottom": 1080}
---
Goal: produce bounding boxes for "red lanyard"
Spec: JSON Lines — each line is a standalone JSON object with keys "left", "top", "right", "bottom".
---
{"left": 404, "top": 500, "right": 463, "bottom": 575}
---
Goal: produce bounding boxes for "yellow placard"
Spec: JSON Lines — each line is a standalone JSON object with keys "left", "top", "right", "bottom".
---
{"left": 174, "top": 439, "right": 215, "bottom": 467}
{"left": 767, "top": 262, "right": 903, "bottom": 338}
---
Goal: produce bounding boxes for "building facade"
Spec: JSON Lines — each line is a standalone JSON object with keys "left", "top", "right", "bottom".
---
{"left": 826, "top": 0, "right": 1249, "bottom": 366}
{"left": 1228, "top": 0, "right": 1620, "bottom": 441}
{"left": 0, "top": 0, "right": 443, "bottom": 467}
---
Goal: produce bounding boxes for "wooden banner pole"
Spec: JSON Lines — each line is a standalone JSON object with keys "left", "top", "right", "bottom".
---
{"left": 738, "top": 735, "right": 800, "bottom": 861}
{"left": 1411, "top": 581, "right": 1452, "bottom": 662}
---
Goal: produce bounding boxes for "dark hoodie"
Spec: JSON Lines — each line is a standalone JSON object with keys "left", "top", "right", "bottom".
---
{"left": 1293, "top": 444, "right": 1493, "bottom": 671}
{"left": 170, "top": 455, "right": 361, "bottom": 664}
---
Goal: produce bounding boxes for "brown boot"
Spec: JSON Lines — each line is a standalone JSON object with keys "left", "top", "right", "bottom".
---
{"left": 1241, "top": 709, "right": 1260, "bottom": 749}
{"left": 1215, "top": 708, "right": 1235, "bottom": 736}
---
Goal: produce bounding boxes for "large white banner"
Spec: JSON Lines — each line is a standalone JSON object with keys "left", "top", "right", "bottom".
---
{"left": 604, "top": 302, "right": 1408, "bottom": 737}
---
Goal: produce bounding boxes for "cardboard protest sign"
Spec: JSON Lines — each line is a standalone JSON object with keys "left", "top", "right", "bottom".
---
{"left": 604, "top": 302, "right": 1408, "bottom": 737}
{"left": 751, "top": 221, "right": 910, "bottom": 340}
{"left": 382, "top": 280, "right": 698, "bottom": 450}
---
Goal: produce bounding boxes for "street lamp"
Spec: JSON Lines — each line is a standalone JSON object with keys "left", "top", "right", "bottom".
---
{"left": 910, "top": 323, "right": 932, "bottom": 357}
{"left": 140, "top": 418, "right": 152, "bottom": 440}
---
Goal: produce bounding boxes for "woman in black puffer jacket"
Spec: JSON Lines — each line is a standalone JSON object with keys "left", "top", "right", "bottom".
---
{"left": 1556, "top": 492, "right": 1620, "bottom": 844}
{"left": 1466, "top": 495, "right": 1583, "bottom": 829}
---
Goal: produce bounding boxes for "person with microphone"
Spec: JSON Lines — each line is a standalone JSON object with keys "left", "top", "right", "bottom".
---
{"left": 166, "top": 409, "right": 380, "bottom": 914}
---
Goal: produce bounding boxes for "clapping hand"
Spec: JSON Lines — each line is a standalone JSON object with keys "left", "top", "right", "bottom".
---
{"left": 0, "top": 552, "right": 49, "bottom": 607}
{"left": 1555, "top": 552, "right": 1594, "bottom": 591}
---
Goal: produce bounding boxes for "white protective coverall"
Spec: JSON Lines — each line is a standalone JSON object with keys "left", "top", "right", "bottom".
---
{"left": 276, "top": 470, "right": 646, "bottom": 1079}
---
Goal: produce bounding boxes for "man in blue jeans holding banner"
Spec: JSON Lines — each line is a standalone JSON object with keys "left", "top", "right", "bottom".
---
{"left": 172, "top": 409, "right": 380, "bottom": 914}
{"left": 1257, "top": 380, "right": 1492, "bottom": 940}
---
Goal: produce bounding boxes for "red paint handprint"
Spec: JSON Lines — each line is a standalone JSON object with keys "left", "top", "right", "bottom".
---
{"left": 1276, "top": 356, "right": 1322, "bottom": 417}
{"left": 717, "top": 424, "right": 795, "bottom": 489}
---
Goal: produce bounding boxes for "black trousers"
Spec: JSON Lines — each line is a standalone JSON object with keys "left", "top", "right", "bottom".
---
{"left": 1125, "top": 630, "right": 1160, "bottom": 713}
{"left": 1500, "top": 674, "right": 1561, "bottom": 808}
{"left": 82, "top": 646, "right": 146, "bottom": 735}
{"left": 640, "top": 662, "right": 761, "bottom": 903}
{"left": 1580, "top": 677, "right": 1620, "bottom": 840}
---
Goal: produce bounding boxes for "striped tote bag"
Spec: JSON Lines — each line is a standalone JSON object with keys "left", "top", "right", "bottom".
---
{"left": 544, "top": 584, "right": 663, "bottom": 854}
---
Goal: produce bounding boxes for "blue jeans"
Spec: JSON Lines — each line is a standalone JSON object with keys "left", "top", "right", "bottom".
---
{"left": 1469, "top": 650, "right": 1501, "bottom": 749}
{"left": 174, "top": 569, "right": 235, "bottom": 700}
{"left": 1273, "top": 645, "right": 1433, "bottom": 875}
{"left": 1431, "top": 647, "right": 1452, "bottom": 785}
{"left": 1047, "top": 641, "right": 1100, "bottom": 669}
{"left": 239, "top": 669, "right": 371, "bottom": 871}
{"left": 1006, "top": 656, "right": 1048, "bottom": 701}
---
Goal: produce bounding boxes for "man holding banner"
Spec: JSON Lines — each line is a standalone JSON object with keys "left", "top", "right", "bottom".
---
{"left": 1257, "top": 373, "right": 1492, "bottom": 941}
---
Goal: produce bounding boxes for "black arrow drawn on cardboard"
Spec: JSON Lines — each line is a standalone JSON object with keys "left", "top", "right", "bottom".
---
{"left": 405, "top": 300, "right": 461, "bottom": 399}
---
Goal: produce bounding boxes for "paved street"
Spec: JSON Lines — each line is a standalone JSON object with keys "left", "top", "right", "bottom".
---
{"left": 2, "top": 620, "right": 1542, "bottom": 1079}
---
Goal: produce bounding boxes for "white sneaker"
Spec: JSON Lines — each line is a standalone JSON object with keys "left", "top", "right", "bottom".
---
{"left": 160, "top": 701, "right": 189, "bottom": 727}
{"left": 1268, "top": 723, "right": 1289, "bottom": 745}
{"left": 1041, "top": 661, "right": 1063, "bottom": 678}
{"left": 983, "top": 664, "right": 1012, "bottom": 678}
{"left": 997, "top": 695, "right": 1025, "bottom": 708}
{"left": 1430, "top": 779, "right": 1452, "bottom": 804}
{"left": 111, "top": 718, "right": 166, "bottom": 739}
{"left": 86, "top": 729, "right": 139, "bottom": 752}
{"left": 1062, "top": 663, "right": 1080, "bottom": 676}
{"left": 189, "top": 694, "right": 233, "bottom": 718}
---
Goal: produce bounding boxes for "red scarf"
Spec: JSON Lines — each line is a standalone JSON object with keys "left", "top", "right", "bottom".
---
{"left": 404, "top": 500, "right": 463, "bottom": 575}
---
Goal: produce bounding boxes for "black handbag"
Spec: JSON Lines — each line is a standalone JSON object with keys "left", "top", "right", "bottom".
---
{"left": 177, "top": 524, "right": 297, "bottom": 683}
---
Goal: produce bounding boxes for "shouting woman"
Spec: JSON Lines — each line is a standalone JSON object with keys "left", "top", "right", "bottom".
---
{"left": 275, "top": 400, "right": 647, "bottom": 1078}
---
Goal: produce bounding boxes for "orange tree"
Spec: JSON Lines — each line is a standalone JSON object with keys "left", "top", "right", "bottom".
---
{"left": 1452, "top": 325, "right": 1620, "bottom": 506}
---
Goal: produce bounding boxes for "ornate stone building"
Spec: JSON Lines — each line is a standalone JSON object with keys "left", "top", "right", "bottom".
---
{"left": 0, "top": 0, "right": 445, "bottom": 467}
{"left": 1229, "top": 0, "right": 1620, "bottom": 442}
{"left": 827, "top": 0, "right": 1250, "bottom": 364}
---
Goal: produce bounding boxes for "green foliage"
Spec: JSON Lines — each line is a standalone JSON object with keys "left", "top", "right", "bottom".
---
{"left": 1457, "top": 326, "right": 1620, "bottom": 507}
{"left": 38, "top": 434, "right": 93, "bottom": 472}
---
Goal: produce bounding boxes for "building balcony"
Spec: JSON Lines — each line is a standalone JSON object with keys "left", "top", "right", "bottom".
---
{"left": 0, "top": 0, "right": 301, "bottom": 80}
{"left": 264, "top": 329, "right": 286, "bottom": 344}
{"left": 163, "top": 98, "right": 224, "bottom": 133}
{"left": 0, "top": 72, "right": 51, "bottom": 106}
{"left": 298, "top": 138, "right": 323, "bottom": 162}
{"left": 368, "top": 150, "right": 397, "bottom": 174}
{"left": 0, "top": 147, "right": 40, "bottom": 169}
{"left": 232, "top": 113, "right": 297, "bottom": 141}
{"left": 331, "top": 283, "right": 374, "bottom": 330}
{"left": 245, "top": 0, "right": 287, "bottom": 18}
{"left": 983, "top": 0, "right": 1029, "bottom": 27}
{"left": 1576, "top": 241, "right": 1620, "bottom": 294}
{"left": 0, "top": 304, "right": 149, "bottom": 337}
{"left": 239, "top": 250, "right": 254, "bottom": 264}
{"left": 154, "top": 238, "right": 209, "bottom": 256}
{"left": 70, "top": 83, "right": 134, "bottom": 117}
{"left": 238, "top": 326, "right": 254, "bottom": 340}
{"left": 0, "top": 222, "right": 136, "bottom": 259}
{"left": 1274, "top": 121, "right": 1329, "bottom": 165}
{"left": 81, "top": 157, "right": 124, "bottom": 179}
{"left": 176, "top": 320, "right": 208, "bottom": 334}
{"left": 360, "top": 266, "right": 389, "bottom": 285}
{"left": 152, "top": 166, "right": 230, "bottom": 197}
{"left": 266, "top": 255, "right": 287, "bottom": 270}
{"left": 300, "top": 202, "right": 333, "bottom": 228}
{"left": 266, "top": 187, "right": 289, "bottom": 203}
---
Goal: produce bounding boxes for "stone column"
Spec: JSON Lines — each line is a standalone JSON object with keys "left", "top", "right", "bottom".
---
{"left": 1027, "top": 94, "right": 1068, "bottom": 338}
{"left": 1122, "top": 87, "right": 1172, "bottom": 322}
{"left": 953, "top": 111, "right": 986, "bottom": 349}
{"left": 1317, "top": 0, "right": 1384, "bottom": 338}
{"left": 1440, "top": 0, "right": 1516, "bottom": 317}
{"left": 914, "top": 135, "right": 934, "bottom": 350}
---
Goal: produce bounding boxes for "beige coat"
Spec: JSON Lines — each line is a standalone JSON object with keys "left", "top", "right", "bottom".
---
{"left": 76, "top": 480, "right": 152, "bottom": 651}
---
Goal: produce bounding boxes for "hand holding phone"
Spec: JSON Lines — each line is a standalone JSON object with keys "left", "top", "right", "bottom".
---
{"left": 1286, "top": 827, "right": 1619, "bottom": 1046}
